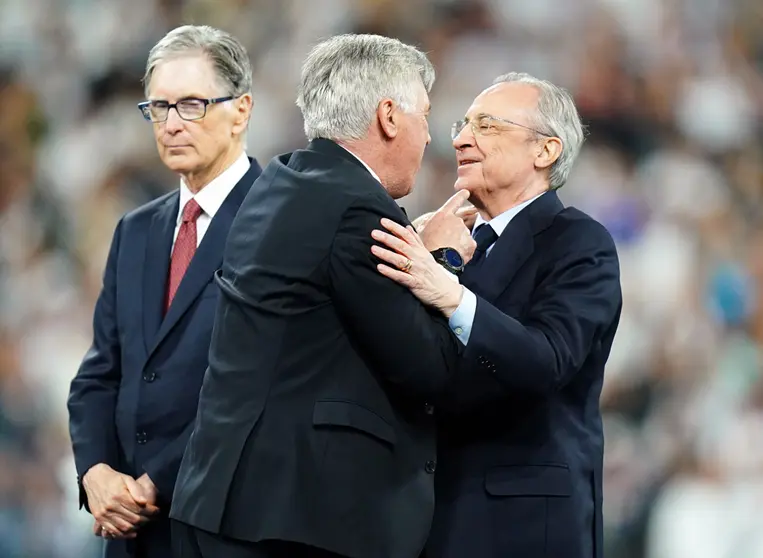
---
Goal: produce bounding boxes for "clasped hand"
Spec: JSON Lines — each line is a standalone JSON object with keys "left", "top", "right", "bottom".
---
{"left": 83, "top": 464, "right": 160, "bottom": 540}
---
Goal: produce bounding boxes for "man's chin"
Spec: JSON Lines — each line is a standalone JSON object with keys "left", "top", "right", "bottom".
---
{"left": 161, "top": 155, "right": 196, "bottom": 175}
{"left": 453, "top": 177, "right": 474, "bottom": 192}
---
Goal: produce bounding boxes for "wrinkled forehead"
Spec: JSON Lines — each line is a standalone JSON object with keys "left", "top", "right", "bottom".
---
{"left": 147, "top": 55, "right": 223, "bottom": 100}
{"left": 464, "top": 82, "right": 539, "bottom": 121}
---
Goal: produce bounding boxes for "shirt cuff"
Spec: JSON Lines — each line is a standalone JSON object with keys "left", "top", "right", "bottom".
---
{"left": 448, "top": 287, "right": 477, "bottom": 345}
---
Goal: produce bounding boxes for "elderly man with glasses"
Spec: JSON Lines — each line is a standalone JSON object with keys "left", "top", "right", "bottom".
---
{"left": 371, "top": 73, "right": 623, "bottom": 558}
{"left": 67, "top": 25, "right": 262, "bottom": 558}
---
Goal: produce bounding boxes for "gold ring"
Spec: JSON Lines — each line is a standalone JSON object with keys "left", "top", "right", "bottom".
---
{"left": 401, "top": 259, "right": 413, "bottom": 273}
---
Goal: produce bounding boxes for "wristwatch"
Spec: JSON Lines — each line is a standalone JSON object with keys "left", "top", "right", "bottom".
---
{"left": 430, "top": 247, "right": 465, "bottom": 275}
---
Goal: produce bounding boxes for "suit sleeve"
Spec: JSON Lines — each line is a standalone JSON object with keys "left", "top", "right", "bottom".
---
{"left": 443, "top": 220, "right": 621, "bottom": 407}
{"left": 328, "top": 200, "right": 463, "bottom": 398}
{"left": 67, "top": 218, "right": 124, "bottom": 510}
{"left": 142, "top": 421, "right": 193, "bottom": 502}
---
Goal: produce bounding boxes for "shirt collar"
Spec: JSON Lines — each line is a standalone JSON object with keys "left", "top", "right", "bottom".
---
{"left": 473, "top": 191, "right": 546, "bottom": 237}
{"left": 337, "top": 144, "right": 382, "bottom": 183}
{"left": 178, "top": 152, "right": 250, "bottom": 222}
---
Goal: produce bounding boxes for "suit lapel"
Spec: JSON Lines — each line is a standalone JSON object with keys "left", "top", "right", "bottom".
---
{"left": 146, "top": 163, "right": 258, "bottom": 359}
{"left": 461, "top": 191, "right": 564, "bottom": 302}
{"left": 460, "top": 217, "right": 533, "bottom": 302}
{"left": 142, "top": 193, "right": 178, "bottom": 353}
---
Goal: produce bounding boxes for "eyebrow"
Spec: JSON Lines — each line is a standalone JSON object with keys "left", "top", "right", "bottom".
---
{"left": 464, "top": 112, "right": 491, "bottom": 121}
{"left": 147, "top": 95, "right": 207, "bottom": 102}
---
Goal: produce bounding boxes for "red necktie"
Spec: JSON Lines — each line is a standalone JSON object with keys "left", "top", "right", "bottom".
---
{"left": 166, "top": 198, "right": 203, "bottom": 311}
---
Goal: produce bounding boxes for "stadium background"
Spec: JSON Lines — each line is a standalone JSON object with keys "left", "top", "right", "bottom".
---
{"left": 1, "top": 0, "right": 762, "bottom": 556}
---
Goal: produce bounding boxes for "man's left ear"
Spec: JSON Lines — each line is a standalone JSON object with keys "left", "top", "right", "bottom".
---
{"left": 534, "top": 137, "right": 563, "bottom": 171}
{"left": 233, "top": 93, "right": 253, "bottom": 133}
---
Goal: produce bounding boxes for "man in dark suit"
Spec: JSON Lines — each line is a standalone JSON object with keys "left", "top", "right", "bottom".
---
{"left": 371, "top": 72, "right": 622, "bottom": 558}
{"left": 169, "top": 34, "right": 474, "bottom": 558}
{"left": 67, "top": 25, "right": 262, "bottom": 558}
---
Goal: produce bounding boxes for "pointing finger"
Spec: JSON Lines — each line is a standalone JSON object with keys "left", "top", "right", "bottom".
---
{"left": 439, "top": 190, "right": 470, "bottom": 215}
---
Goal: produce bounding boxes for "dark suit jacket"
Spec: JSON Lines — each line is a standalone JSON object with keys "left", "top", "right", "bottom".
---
{"left": 67, "top": 158, "right": 262, "bottom": 558}
{"left": 426, "top": 191, "right": 622, "bottom": 558}
{"left": 170, "top": 139, "right": 463, "bottom": 558}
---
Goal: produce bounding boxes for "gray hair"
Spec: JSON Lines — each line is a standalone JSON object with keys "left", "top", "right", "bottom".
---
{"left": 143, "top": 25, "right": 252, "bottom": 98}
{"left": 493, "top": 72, "right": 585, "bottom": 189}
{"left": 296, "top": 34, "right": 435, "bottom": 141}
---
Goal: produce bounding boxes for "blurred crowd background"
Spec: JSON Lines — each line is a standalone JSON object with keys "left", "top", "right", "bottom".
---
{"left": 1, "top": 0, "right": 762, "bottom": 556}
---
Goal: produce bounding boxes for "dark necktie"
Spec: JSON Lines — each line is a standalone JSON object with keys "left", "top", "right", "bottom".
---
{"left": 166, "top": 198, "right": 203, "bottom": 311}
{"left": 470, "top": 223, "right": 498, "bottom": 267}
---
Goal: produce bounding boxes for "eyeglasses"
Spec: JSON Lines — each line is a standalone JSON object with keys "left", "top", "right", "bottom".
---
{"left": 451, "top": 114, "right": 552, "bottom": 140}
{"left": 138, "top": 96, "right": 235, "bottom": 122}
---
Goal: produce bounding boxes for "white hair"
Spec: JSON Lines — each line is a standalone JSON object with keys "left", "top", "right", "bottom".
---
{"left": 493, "top": 72, "right": 585, "bottom": 189}
{"left": 143, "top": 25, "right": 252, "bottom": 98}
{"left": 296, "top": 34, "right": 435, "bottom": 141}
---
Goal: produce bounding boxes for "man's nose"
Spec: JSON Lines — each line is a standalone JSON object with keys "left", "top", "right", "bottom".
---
{"left": 164, "top": 107, "right": 185, "bottom": 132}
{"left": 452, "top": 125, "right": 474, "bottom": 150}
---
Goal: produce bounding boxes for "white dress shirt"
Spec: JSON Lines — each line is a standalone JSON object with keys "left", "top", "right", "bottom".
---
{"left": 173, "top": 152, "right": 250, "bottom": 249}
{"left": 448, "top": 192, "right": 546, "bottom": 345}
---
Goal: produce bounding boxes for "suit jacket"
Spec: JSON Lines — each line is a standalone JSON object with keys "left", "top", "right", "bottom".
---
{"left": 426, "top": 191, "right": 622, "bottom": 558}
{"left": 170, "top": 139, "right": 463, "bottom": 558}
{"left": 67, "top": 158, "right": 262, "bottom": 558}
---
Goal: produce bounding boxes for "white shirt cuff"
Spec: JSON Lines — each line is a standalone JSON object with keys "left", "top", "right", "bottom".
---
{"left": 448, "top": 287, "right": 476, "bottom": 345}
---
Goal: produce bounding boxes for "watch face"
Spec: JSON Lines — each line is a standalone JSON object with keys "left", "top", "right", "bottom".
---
{"left": 445, "top": 249, "right": 463, "bottom": 268}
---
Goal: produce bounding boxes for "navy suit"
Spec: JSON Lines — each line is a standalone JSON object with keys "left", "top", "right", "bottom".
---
{"left": 67, "top": 159, "right": 262, "bottom": 558}
{"left": 170, "top": 140, "right": 462, "bottom": 558}
{"left": 427, "top": 191, "right": 622, "bottom": 558}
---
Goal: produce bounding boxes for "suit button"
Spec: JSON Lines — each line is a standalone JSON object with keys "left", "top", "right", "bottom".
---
{"left": 143, "top": 372, "right": 156, "bottom": 382}
{"left": 424, "top": 403, "right": 434, "bottom": 415}
{"left": 136, "top": 431, "right": 147, "bottom": 445}
{"left": 425, "top": 460, "right": 436, "bottom": 474}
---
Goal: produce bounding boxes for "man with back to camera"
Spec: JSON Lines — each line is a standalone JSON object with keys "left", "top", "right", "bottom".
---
{"left": 169, "top": 34, "right": 476, "bottom": 558}
{"left": 66, "top": 25, "right": 262, "bottom": 558}
{"left": 371, "top": 72, "right": 623, "bottom": 558}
